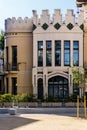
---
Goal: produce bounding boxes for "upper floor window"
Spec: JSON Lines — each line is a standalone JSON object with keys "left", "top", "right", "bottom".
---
{"left": 55, "top": 40, "right": 61, "bottom": 66}
{"left": 46, "top": 41, "right": 52, "bottom": 66}
{"left": 38, "top": 42, "right": 43, "bottom": 49}
{"left": 12, "top": 46, "right": 17, "bottom": 70}
{"left": 38, "top": 41, "right": 43, "bottom": 66}
{"left": 12, "top": 77, "right": 17, "bottom": 95}
{"left": 64, "top": 41, "right": 70, "bottom": 66}
{"left": 73, "top": 41, "right": 79, "bottom": 66}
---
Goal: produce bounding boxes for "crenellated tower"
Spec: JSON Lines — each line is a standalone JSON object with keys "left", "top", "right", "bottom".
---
{"left": 4, "top": 17, "right": 33, "bottom": 95}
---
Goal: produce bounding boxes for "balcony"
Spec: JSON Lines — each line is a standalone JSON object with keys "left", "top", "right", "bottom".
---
{"left": 0, "top": 65, "right": 3, "bottom": 73}
{"left": 4, "top": 63, "right": 19, "bottom": 73}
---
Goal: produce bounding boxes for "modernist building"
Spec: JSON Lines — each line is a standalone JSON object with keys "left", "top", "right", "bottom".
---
{"left": 4, "top": 9, "right": 84, "bottom": 99}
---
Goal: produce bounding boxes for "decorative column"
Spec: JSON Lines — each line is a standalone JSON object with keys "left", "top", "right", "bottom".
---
{"left": 43, "top": 40, "right": 46, "bottom": 67}
{"left": 71, "top": 40, "right": 73, "bottom": 67}
{"left": 43, "top": 68, "right": 48, "bottom": 99}
{"left": 61, "top": 40, "right": 64, "bottom": 67}
{"left": 52, "top": 40, "right": 55, "bottom": 67}
{"left": 32, "top": 69, "right": 37, "bottom": 99}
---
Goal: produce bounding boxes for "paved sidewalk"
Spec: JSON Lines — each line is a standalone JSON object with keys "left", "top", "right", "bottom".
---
{"left": 0, "top": 113, "right": 87, "bottom": 130}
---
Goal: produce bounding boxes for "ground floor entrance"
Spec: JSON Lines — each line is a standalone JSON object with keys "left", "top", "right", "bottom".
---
{"left": 48, "top": 76, "right": 69, "bottom": 99}
{"left": 37, "top": 75, "right": 69, "bottom": 99}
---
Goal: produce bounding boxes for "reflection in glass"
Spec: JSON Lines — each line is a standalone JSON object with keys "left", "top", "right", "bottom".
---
{"left": 73, "top": 41, "right": 79, "bottom": 66}
{"left": 46, "top": 41, "right": 52, "bottom": 66}
{"left": 55, "top": 41, "right": 61, "bottom": 66}
{"left": 64, "top": 41, "right": 70, "bottom": 66}
{"left": 38, "top": 41, "right": 43, "bottom": 66}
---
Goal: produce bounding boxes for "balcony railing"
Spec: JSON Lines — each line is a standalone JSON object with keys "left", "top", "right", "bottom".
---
{"left": 4, "top": 63, "right": 18, "bottom": 72}
{"left": 0, "top": 65, "right": 3, "bottom": 73}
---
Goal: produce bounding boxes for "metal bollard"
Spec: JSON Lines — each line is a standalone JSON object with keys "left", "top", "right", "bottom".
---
{"left": 77, "top": 95, "right": 79, "bottom": 118}
{"left": 84, "top": 95, "right": 86, "bottom": 119}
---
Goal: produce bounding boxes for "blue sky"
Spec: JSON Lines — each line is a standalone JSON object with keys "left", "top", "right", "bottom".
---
{"left": 0, "top": 0, "right": 81, "bottom": 30}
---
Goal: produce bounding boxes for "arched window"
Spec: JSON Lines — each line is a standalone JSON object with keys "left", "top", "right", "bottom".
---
{"left": 48, "top": 76, "right": 69, "bottom": 99}
{"left": 38, "top": 78, "right": 43, "bottom": 99}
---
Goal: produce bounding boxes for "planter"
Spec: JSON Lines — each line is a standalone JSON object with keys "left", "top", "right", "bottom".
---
{"left": 9, "top": 108, "right": 17, "bottom": 115}
{"left": 0, "top": 102, "right": 79, "bottom": 108}
{"left": 65, "top": 102, "right": 76, "bottom": 107}
{"left": 42, "top": 102, "right": 62, "bottom": 107}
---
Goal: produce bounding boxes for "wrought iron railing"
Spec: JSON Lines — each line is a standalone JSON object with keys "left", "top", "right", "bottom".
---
{"left": 4, "top": 63, "right": 18, "bottom": 71}
{"left": 0, "top": 65, "right": 3, "bottom": 72}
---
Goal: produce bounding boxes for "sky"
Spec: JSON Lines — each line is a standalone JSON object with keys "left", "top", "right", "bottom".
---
{"left": 0, "top": 0, "right": 82, "bottom": 31}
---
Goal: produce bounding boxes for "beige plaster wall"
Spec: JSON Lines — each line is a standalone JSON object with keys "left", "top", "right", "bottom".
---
{"left": 4, "top": 32, "right": 33, "bottom": 94}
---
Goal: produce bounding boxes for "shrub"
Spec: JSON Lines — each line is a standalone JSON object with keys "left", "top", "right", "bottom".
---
{"left": 45, "top": 95, "right": 54, "bottom": 102}
{"left": 1, "top": 94, "right": 13, "bottom": 102}
{"left": 15, "top": 94, "right": 33, "bottom": 102}
{"left": 0, "top": 95, "right": 3, "bottom": 102}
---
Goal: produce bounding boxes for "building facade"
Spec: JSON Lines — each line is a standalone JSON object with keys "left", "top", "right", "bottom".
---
{"left": 4, "top": 9, "right": 84, "bottom": 99}
{"left": 0, "top": 49, "right": 4, "bottom": 94}
{"left": 4, "top": 17, "right": 33, "bottom": 95}
{"left": 76, "top": 0, "right": 87, "bottom": 94}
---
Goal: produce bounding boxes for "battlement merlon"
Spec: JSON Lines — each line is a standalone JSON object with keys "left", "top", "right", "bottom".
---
{"left": 53, "top": 9, "right": 62, "bottom": 25}
{"left": 5, "top": 9, "right": 84, "bottom": 33}
{"left": 5, "top": 17, "right": 33, "bottom": 33}
{"left": 32, "top": 9, "right": 84, "bottom": 26}
{"left": 65, "top": 9, "right": 75, "bottom": 25}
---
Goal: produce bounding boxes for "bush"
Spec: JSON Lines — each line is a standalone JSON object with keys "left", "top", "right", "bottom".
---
{"left": 0, "top": 94, "right": 13, "bottom": 102}
{"left": 15, "top": 94, "right": 33, "bottom": 102}
{"left": 0, "top": 94, "right": 34, "bottom": 103}
{"left": 0, "top": 95, "right": 3, "bottom": 102}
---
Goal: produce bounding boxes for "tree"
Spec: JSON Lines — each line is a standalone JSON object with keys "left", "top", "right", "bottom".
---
{"left": 72, "top": 66, "right": 85, "bottom": 99}
{"left": 0, "top": 30, "right": 4, "bottom": 50}
{"left": 72, "top": 66, "right": 84, "bottom": 85}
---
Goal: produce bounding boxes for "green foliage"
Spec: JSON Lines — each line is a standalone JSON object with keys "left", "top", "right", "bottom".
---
{"left": 0, "top": 94, "right": 33, "bottom": 103}
{"left": 72, "top": 67, "right": 84, "bottom": 85}
{"left": 0, "top": 93, "right": 80, "bottom": 103}
{"left": 0, "top": 95, "right": 3, "bottom": 102}
{"left": 0, "top": 94, "right": 79, "bottom": 103}
{"left": 69, "top": 95, "right": 77, "bottom": 102}
{"left": 44, "top": 95, "right": 78, "bottom": 102}
{"left": 0, "top": 94, "right": 13, "bottom": 102}
{"left": 0, "top": 31, "right": 4, "bottom": 50}
{"left": 15, "top": 94, "right": 33, "bottom": 102}
{"left": 45, "top": 95, "right": 54, "bottom": 102}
